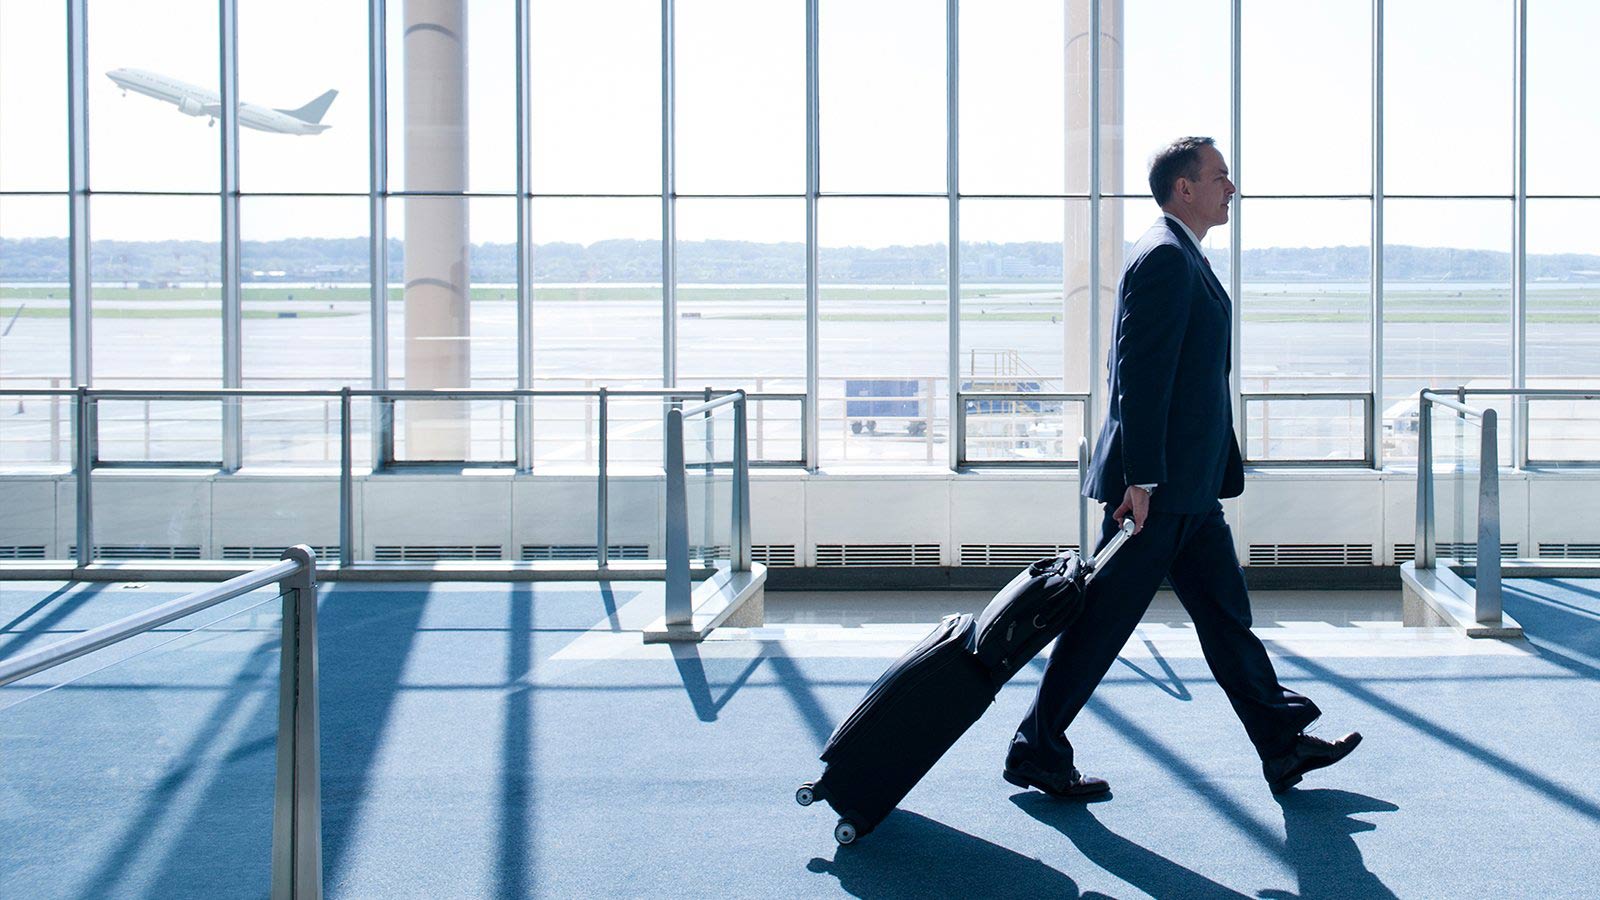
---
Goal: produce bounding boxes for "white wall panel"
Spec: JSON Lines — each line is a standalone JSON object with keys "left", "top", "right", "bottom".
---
{"left": 0, "top": 478, "right": 56, "bottom": 552}
{"left": 210, "top": 476, "right": 342, "bottom": 552}
{"left": 950, "top": 476, "right": 1081, "bottom": 547}
{"left": 362, "top": 476, "right": 512, "bottom": 555}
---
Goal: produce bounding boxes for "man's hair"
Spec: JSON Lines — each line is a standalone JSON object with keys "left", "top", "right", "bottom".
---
{"left": 1148, "top": 136, "right": 1216, "bottom": 206}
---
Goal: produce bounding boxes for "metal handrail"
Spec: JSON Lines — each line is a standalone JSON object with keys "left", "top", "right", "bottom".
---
{"left": 1415, "top": 391, "right": 1502, "bottom": 624}
{"left": 0, "top": 546, "right": 322, "bottom": 899}
{"left": 663, "top": 392, "right": 751, "bottom": 627}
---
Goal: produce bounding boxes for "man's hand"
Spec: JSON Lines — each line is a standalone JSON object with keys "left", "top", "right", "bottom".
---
{"left": 1113, "top": 485, "right": 1151, "bottom": 534}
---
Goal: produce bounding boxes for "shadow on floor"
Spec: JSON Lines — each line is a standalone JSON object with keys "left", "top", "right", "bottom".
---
{"left": 0, "top": 583, "right": 109, "bottom": 657}
{"left": 670, "top": 643, "right": 767, "bottom": 723}
{"left": 806, "top": 810, "right": 1111, "bottom": 900}
{"left": 1259, "top": 788, "right": 1399, "bottom": 900}
{"left": 1011, "top": 791, "right": 1251, "bottom": 899}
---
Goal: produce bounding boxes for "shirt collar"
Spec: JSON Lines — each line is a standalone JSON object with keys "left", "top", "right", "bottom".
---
{"left": 1161, "top": 212, "right": 1204, "bottom": 255}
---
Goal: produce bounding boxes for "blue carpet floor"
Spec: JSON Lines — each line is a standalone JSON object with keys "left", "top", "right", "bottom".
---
{"left": 2, "top": 579, "right": 1598, "bottom": 898}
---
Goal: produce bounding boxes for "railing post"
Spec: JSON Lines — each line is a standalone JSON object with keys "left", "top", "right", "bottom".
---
{"left": 664, "top": 407, "right": 690, "bottom": 625}
{"left": 733, "top": 392, "right": 751, "bottom": 571}
{"left": 1415, "top": 390, "right": 1434, "bottom": 569}
{"left": 1077, "top": 436, "right": 1090, "bottom": 555}
{"left": 75, "top": 387, "right": 93, "bottom": 567}
{"left": 339, "top": 388, "right": 353, "bottom": 568}
{"left": 272, "top": 545, "right": 322, "bottom": 900}
{"left": 702, "top": 388, "right": 714, "bottom": 557}
{"left": 1476, "top": 409, "right": 1502, "bottom": 623}
{"left": 597, "top": 388, "right": 609, "bottom": 568}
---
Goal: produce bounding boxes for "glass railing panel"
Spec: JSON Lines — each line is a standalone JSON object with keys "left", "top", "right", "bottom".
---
{"left": 747, "top": 397, "right": 803, "bottom": 465}
{"left": 1426, "top": 401, "right": 1488, "bottom": 565}
{"left": 0, "top": 587, "right": 283, "bottom": 899}
{"left": 962, "top": 395, "right": 1081, "bottom": 463}
{"left": 0, "top": 384, "right": 73, "bottom": 465}
{"left": 1243, "top": 396, "right": 1367, "bottom": 463}
{"left": 95, "top": 397, "right": 222, "bottom": 464}
{"left": 819, "top": 376, "right": 947, "bottom": 464}
{"left": 389, "top": 396, "right": 516, "bottom": 464}
{"left": 1528, "top": 396, "right": 1600, "bottom": 465}
{"left": 682, "top": 402, "right": 735, "bottom": 567}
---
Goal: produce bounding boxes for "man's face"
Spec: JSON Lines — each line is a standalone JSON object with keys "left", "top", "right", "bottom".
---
{"left": 1178, "top": 145, "right": 1235, "bottom": 229}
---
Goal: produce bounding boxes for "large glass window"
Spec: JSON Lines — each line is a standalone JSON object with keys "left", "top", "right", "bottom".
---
{"left": 1528, "top": 1, "right": 1600, "bottom": 196}
{"left": 0, "top": 1, "right": 67, "bottom": 192}
{"left": 1241, "top": 0, "right": 1370, "bottom": 196}
{"left": 90, "top": 195, "right": 222, "bottom": 464}
{"left": 818, "top": 198, "right": 946, "bottom": 464}
{"left": 239, "top": 0, "right": 370, "bottom": 194}
{"left": 820, "top": 0, "right": 945, "bottom": 194}
{"left": 530, "top": 0, "right": 660, "bottom": 195}
{"left": 959, "top": 0, "right": 1073, "bottom": 196}
{"left": 1526, "top": 199, "right": 1600, "bottom": 461}
{"left": 676, "top": 0, "right": 803, "bottom": 195}
{"left": 1241, "top": 200, "right": 1371, "bottom": 394}
{"left": 1241, "top": 199, "right": 1371, "bottom": 462}
{"left": 0, "top": 197, "right": 71, "bottom": 464}
{"left": 1384, "top": 0, "right": 1511, "bottom": 196}
{"left": 530, "top": 198, "right": 662, "bottom": 388}
{"left": 90, "top": 195, "right": 222, "bottom": 388}
{"left": 387, "top": 196, "right": 517, "bottom": 461}
{"left": 89, "top": 0, "right": 220, "bottom": 192}
{"left": 1382, "top": 199, "right": 1512, "bottom": 461}
{"left": 241, "top": 196, "right": 370, "bottom": 464}
{"left": 387, "top": 0, "right": 517, "bottom": 195}
{"left": 675, "top": 199, "right": 805, "bottom": 390}
{"left": 1114, "top": 0, "right": 1230, "bottom": 197}
{"left": 959, "top": 199, "right": 1087, "bottom": 462}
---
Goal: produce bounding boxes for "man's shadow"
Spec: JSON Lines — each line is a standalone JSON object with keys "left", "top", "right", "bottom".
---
{"left": 806, "top": 810, "right": 1115, "bottom": 900}
{"left": 1012, "top": 788, "right": 1399, "bottom": 900}
{"left": 1011, "top": 792, "right": 1252, "bottom": 899}
{"left": 1259, "top": 789, "right": 1399, "bottom": 900}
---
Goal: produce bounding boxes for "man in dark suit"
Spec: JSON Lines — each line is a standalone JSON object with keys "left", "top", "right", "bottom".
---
{"left": 1003, "top": 137, "right": 1361, "bottom": 797}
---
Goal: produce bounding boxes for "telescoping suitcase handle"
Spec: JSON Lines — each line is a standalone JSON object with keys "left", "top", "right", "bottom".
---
{"left": 1082, "top": 516, "right": 1138, "bottom": 581}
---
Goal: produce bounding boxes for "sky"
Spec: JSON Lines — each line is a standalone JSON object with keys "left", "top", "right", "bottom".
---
{"left": 1, "top": 0, "right": 1597, "bottom": 254}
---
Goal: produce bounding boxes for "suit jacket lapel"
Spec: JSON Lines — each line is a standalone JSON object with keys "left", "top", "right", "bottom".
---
{"left": 1163, "top": 217, "right": 1233, "bottom": 371}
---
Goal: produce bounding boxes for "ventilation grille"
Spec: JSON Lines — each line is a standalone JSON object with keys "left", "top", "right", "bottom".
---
{"left": 70, "top": 544, "right": 203, "bottom": 561}
{"left": 1538, "top": 543, "right": 1600, "bottom": 559}
{"left": 1393, "top": 542, "right": 1518, "bottom": 563}
{"left": 0, "top": 546, "right": 47, "bottom": 560}
{"left": 752, "top": 544, "right": 797, "bottom": 567}
{"left": 520, "top": 544, "right": 649, "bottom": 561}
{"left": 815, "top": 543, "right": 941, "bottom": 567}
{"left": 960, "top": 544, "right": 1078, "bottom": 566}
{"left": 373, "top": 545, "right": 503, "bottom": 562}
{"left": 222, "top": 545, "right": 339, "bottom": 561}
{"left": 1248, "top": 544, "right": 1373, "bottom": 566}
{"left": 690, "top": 544, "right": 732, "bottom": 560}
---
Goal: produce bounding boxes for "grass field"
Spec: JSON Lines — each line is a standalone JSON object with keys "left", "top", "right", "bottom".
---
{"left": 4, "top": 284, "right": 1598, "bottom": 324}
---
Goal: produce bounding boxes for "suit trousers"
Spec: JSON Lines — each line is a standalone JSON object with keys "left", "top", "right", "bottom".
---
{"left": 1012, "top": 504, "right": 1320, "bottom": 768}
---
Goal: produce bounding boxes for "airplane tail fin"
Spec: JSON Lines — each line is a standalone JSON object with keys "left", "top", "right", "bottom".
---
{"left": 278, "top": 89, "right": 337, "bottom": 124}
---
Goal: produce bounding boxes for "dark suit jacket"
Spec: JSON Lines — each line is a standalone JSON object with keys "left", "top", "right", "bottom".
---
{"left": 1082, "top": 216, "right": 1244, "bottom": 514}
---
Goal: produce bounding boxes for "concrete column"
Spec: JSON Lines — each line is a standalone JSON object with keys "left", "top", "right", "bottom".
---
{"left": 404, "top": 0, "right": 471, "bottom": 458}
{"left": 1065, "top": 0, "right": 1123, "bottom": 413}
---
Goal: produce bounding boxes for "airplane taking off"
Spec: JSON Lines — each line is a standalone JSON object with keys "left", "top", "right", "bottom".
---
{"left": 106, "top": 68, "right": 336, "bottom": 135}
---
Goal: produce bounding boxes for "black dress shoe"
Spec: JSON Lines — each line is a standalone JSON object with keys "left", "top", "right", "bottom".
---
{"left": 1262, "top": 731, "right": 1363, "bottom": 794}
{"left": 1003, "top": 757, "right": 1111, "bottom": 799}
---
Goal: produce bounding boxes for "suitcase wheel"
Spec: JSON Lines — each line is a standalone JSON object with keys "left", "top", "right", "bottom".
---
{"left": 834, "top": 819, "right": 859, "bottom": 845}
{"left": 795, "top": 783, "right": 815, "bottom": 806}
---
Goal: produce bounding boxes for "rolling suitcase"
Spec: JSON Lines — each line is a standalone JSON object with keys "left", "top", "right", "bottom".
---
{"left": 795, "top": 519, "right": 1136, "bottom": 844}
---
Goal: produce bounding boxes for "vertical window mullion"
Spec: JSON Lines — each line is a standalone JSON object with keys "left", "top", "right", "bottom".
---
{"left": 1371, "top": 0, "right": 1385, "bottom": 470}
{"left": 804, "top": 0, "right": 820, "bottom": 471}
{"left": 220, "top": 0, "right": 243, "bottom": 472}
{"left": 1512, "top": 0, "right": 1528, "bottom": 468}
